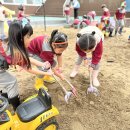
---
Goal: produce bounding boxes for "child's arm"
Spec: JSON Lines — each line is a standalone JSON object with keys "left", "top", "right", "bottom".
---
{"left": 24, "top": 14, "right": 29, "bottom": 17}
{"left": 29, "top": 57, "right": 50, "bottom": 69}
{"left": 21, "top": 11, "right": 29, "bottom": 17}
{"left": 52, "top": 67, "right": 64, "bottom": 80}
{"left": 56, "top": 55, "right": 62, "bottom": 70}
{"left": 25, "top": 67, "right": 53, "bottom": 76}
{"left": 91, "top": 40, "right": 103, "bottom": 65}
{"left": 76, "top": 44, "right": 87, "bottom": 59}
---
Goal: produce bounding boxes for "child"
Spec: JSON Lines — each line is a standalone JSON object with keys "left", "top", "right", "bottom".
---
{"left": 100, "top": 16, "right": 110, "bottom": 37}
{"left": 114, "top": 4, "right": 126, "bottom": 35}
{"left": 27, "top": 30, "right": 68, "bottom": 91}
{"left": 64, "top": 4, "right": 70, "bottom": 24}
{"left": 17, "top": 4, "right": 30, "bottom": 23}
{"left": 0, "top": 21, "right": 52, "bottom": 110}
{"left": 101, "top": 4, "right": 110, "bottom": 20}
{"left": 70, "top": 26, "right": 104, "bottom": 87}
{"left": 80, "top": 15, "right": 91, "bottom": 29}
{"left": 72, "top": 18, "right": 81, "bottom": 29}
{"left": 96, "top": 16, "right": 106, "bottom": 31}
{"left": 108, "top": 18, "right": 116, "bottom": 37}
{"left": 87, "top": 11, "right": 96, "bottom": 22}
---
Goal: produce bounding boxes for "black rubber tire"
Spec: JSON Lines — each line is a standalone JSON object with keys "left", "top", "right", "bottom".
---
{"left": 36, "top": 117, "right": 59, "bottom": 130}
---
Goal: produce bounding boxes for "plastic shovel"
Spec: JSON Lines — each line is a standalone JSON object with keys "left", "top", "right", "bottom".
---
{"left": 53, "top": 75, "right": 72, "bottom": 103}
{"left": 64, "top": 78, "right": 77, "bottom": 97}
{"left": 87, "top": 71, "right": 99, "bottom": 96}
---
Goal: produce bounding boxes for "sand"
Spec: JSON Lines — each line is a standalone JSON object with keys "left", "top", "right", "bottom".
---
{"left": 9, "top": 26, "right": 130, "bottom": 130}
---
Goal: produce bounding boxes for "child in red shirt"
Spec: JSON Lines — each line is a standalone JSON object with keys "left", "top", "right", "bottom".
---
{"left": 17, "top": 4, "right": 29, "bottom": 22}
{"left": 72, "top": 18, "right": 81, "bottom": 29}
{"left": 80, "top": 15, "right": 91, "bottom": 28}
{"left": 28, "top": 30, "right": 68, "bottom": 91}
{"left": 87, "top": 11, "right": 96, "bottom": 22}
{"left": 70, "top": 26, "right": 104, "bottom": 87}
{"left": 101, "top": 4, "right": 110, "bottom": 20}
{"left": 0, "top": 21, "right": 52, "bottom": 110}
{"left": 64, "top": 4, "right": 70, "bottom": 24}
{"left": 114, "top": 4, "right": 126, "bottom": 35}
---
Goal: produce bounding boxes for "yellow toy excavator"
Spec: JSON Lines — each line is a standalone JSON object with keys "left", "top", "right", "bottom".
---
{"left": 0, "top": 88, "right": 59, "bottom": 130}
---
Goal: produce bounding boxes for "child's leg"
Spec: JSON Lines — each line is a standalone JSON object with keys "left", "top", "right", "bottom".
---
{"left": 119, "top": 19, "right": 125, "bottom": 34}
{"left": 29, "top": 54, "right": 55, "bottom": 91}
{"left": 115, "top": 20, "right": 120, "bottom": 35}
{"left": 74, "top": 8, "right": 78, "bottom": 19}
{"left": 0, "top": 71, "right": 20, "bottom": 110}
{"left": 70, "top": 55, "right": 84, "bottom": 78}
{"left": 66, "top": 15, "right": 70, "bottom": 24}
{"left": 109, "top": 27, "right": 114, "bottom": 37}
{"left": 75, "top": 8, "right": 79, "bottom": 19}
{"left": 91, "top": 64, "right": 100, "bottom": 87}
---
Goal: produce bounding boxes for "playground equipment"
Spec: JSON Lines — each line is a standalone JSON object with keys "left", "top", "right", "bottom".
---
{"left": 0, "top": 88, "right": 59, "bottom": 130}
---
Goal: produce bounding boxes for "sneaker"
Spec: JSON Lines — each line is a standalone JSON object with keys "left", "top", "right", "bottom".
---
{"left": 43, "top": 75, "right": 55, "bottom": 83}
{"left": 70, "top": 70, "right": 78, "bottom": 78}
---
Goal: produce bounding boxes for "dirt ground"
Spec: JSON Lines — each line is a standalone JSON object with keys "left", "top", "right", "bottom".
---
{"left": 9, "top": 26, "right": 130, "bottom": 130}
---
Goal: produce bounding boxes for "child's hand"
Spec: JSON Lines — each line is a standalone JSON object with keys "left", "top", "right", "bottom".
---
{"left": 57, "top": 68, "right": 64, "bottom": 80}
{"left": 56, "top": 67, "right": 62, "bottom": 73}
{"left": 59, "top": 73, "right": 64, "bottom": 80}
{"left": 84, "top": 59, "right": 88, "bottom": 67}
{"left": 43, "top": 61, "right": 51, "bottom": 70}
{"left": 88, "top": 66, "right": 93, "bottom": 73}
{"left": 54, "top": 68, "right": 64, "bottom": 80}
{"left": 45, "top": 70, "right": 54, "bottom": 76}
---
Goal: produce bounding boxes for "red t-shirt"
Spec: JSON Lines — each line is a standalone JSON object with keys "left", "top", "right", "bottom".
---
{"left": 82, "top": 19, "right": 91, "bottom": 25}
{"left": 0, "top": 45, "right": 11, "bottom": 64}
{"left": 17, "top": 11, "right": 24, "bottom": 20}
{"left": 76, "top": 39, "right": 103, "bottom": 65}
{"left": 115, "top": 8, "right": 126, "bottom": 20}
{"left": 102, "top": 8, "right": 110, "bottom": 18}
{"left": 103, "top": 11, "right": 110, "bottom": 18}
{"left": 87, "top": 11, "right": 96, "bottom": 19}
{"left": 64, "top": 7, "right": 70, "bottom": 15}
{"left": 28, "top": 36, "right": 55, "bottom": 66}
{"left": 0, "top": 44, "right": 26, "bottom": 67}
{"left": 73, "top": 19, "right": 80, "bottom": 25}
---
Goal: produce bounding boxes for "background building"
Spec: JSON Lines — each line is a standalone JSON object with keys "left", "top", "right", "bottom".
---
{"left": 2, "top": 0, "right": 130, "bottom": 17}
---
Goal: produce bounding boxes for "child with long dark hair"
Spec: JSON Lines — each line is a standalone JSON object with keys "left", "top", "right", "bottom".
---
{"left": 0, "top": 20, "right": 52, "bottom": 110}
